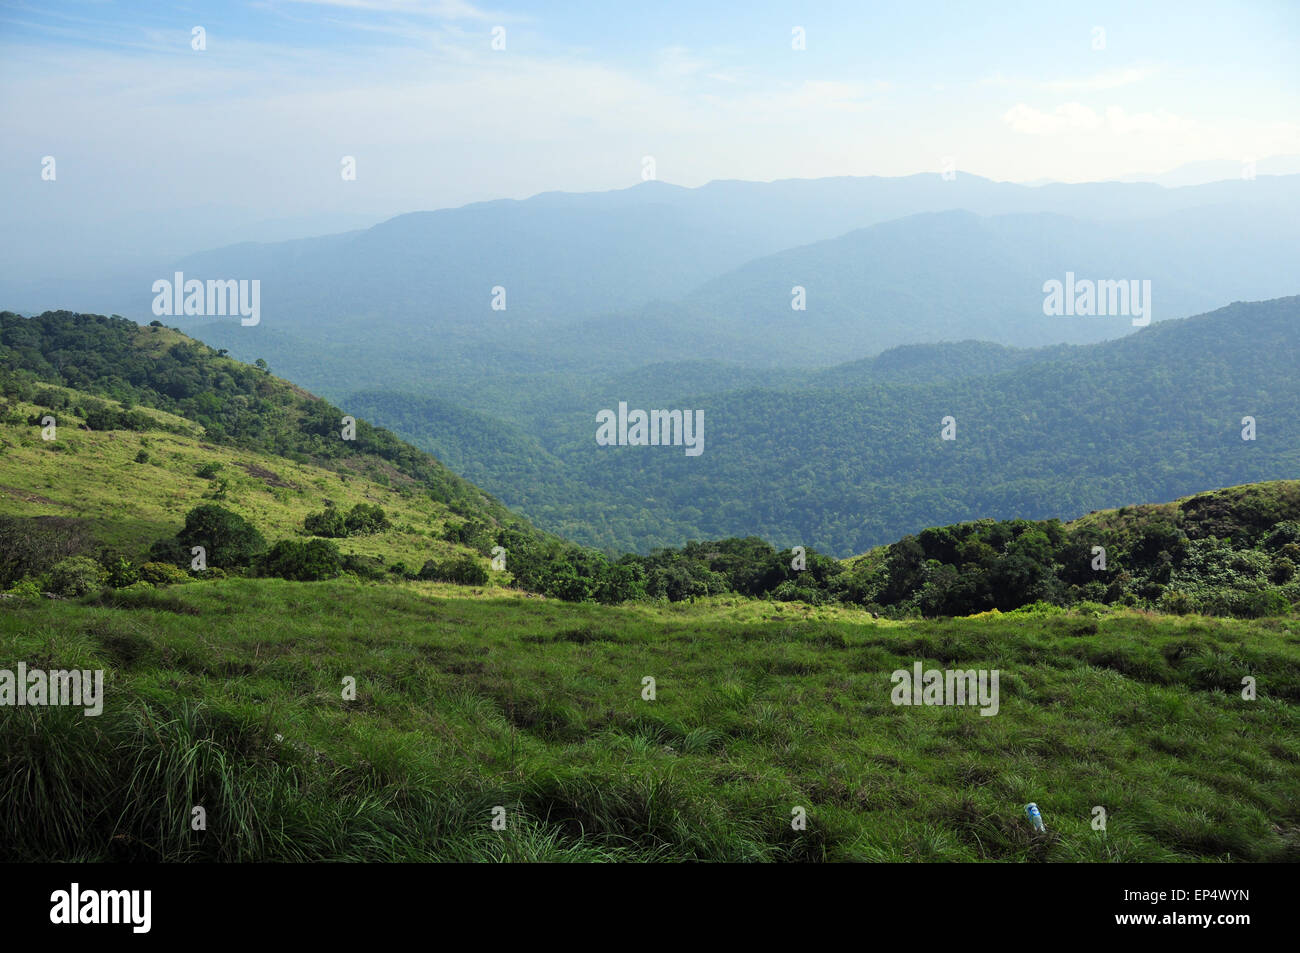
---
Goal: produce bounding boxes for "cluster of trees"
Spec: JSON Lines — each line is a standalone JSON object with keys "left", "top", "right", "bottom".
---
{"left": 437, "top": 484, "right": 1300, "bottom": 617}
{"left": 4, "top": 383, "right": 161, "bottom": 434}
{"left": 303, "top": 503, "right": 391, "bottom": 538}
{"left": 8, "top": 491, "right": 1299, "bottom": 619}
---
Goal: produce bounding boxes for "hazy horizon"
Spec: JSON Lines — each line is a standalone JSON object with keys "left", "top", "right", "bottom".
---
{"left": 4, "top": 0, "right": 1299, "bottom": 281}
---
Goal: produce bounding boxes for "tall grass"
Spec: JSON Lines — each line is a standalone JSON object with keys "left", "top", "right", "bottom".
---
{"left": 2, "top": 578, "right": 1297, "bottom": 862}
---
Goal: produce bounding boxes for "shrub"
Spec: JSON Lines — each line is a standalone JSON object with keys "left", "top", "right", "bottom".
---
{"left": 102, "top": 554, "right": 140, "bottom": 588}
{"left": 134, "top": 450, "right": 150, "bottom": 464}
{"left": 196, "top": 462, "right": 223, "bottom": 479}
{"left": 174, "top": 504, "right": 266, "bottom": 568}
{"left": 257, "top": 539, "right": 342, "bottom": 582}
{"left": 5, "top": 578, "right": 43, "bottom": 599}
{"left": 303, "top": 507, "right": 348, "bottom": 538}
{"left": 418, "top": 555, "right": 489, "bottom": 586}
{"left": 138, "top": 562, "right": 192, "bottom": 586}
{"left": 1157, "top": 589, "right": 1196, "bottom": 614}
{"left": 146, "top": 536, "right": 189, "bottom": 566}
{"left": 49, "top": 556, "right": 107, "bottom": 596}
{"left": 345, "top": 503, "right": 390, "bottom": 536}
{"left": 303, "top": 503, "right": 390, "bottom": 538}
{"left": 341, "top": 553, "right": 386, "bottom": 580}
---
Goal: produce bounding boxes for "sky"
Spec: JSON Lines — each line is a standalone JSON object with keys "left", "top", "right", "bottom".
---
{"left": 2, "top": 0, "right": 1298, "bottom": 274}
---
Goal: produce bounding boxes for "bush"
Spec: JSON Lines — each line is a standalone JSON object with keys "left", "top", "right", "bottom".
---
{"left": 101, "top": 554, "right": 139, "bottom": 588}
{"left": 5, "top": 578, "right": 43, "bottom": 599}
{"left": 146, "top": 536, "right": 189, "bottom": 566}
{"left": 341, "top": 553, "right": 386, "bottom": 580}
{"left": 138, "top": 562, "right": 192, "bottom": 586}
{"left": 196, "top": 462, "right": 223, "bottom": 479}
{"left": 174, "top": 504, "right": 266, "bottom": 569}
{"left": 134, "top": 450, "right": 150, "bottom": 464}
{"left": 1159, "top": 587, "right": 1196, "bottom": 616}
{"left": 49, "top": 556, "right": 107, "bottom": 596}
{"left": 303, "top": 507, "right": 348, "bottom": 538}
{"left": 305, "top": 503, "right": 391, "bottom": 538}
{"left": 345, "top": 503, "right": 390, "bottom": 536}
{"left": 81, "top": 401, "right": 151, "bottom": 432}
{"left": 418, "top": 555, "right": 489, "bottom": 586}
{"left": 257, "top": 539, "right": 342, "bottom": 582}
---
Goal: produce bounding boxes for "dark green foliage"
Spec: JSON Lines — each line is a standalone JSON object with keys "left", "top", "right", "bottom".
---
{"left": 303, "top": 502, "right": 390, "bottom": 538}
{"left": 80, "top": 398, "right": 153, "bottom": 432}
{"left": 340, "top": 553, "right": 386, "bottom": 580}
{"left": 257, "top": 539, "right": 343, "bottom": 582}
{"left": 100, "top": 551, "right": 140, "bottom": 588}
{"left": 443, "top": 519, "right": 496, "bottom": 552}
{"left": 598, "top": 493, "right": 1300, "bottom": 618}
{"left": 303, "top": 506, "right": 348, "bottom": 538}
{"left": 345, "top": 503, "right": 390, "bottom": 535}
{"left": 169, "top": 504, "right": 267, "bottom": 569}
{"left": 418, "top": 554, "right": 488, "bottom": 586}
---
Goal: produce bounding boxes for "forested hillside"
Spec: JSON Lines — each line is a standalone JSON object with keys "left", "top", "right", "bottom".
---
{"left": 348, "top": 297, "right": 1300, "bottom": 555}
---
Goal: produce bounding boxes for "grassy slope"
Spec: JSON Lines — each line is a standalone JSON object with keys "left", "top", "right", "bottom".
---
{"left": 3, "top": 579, "right": 1297, "bottom": 861}
{"left": 0, "top": 389, "right": 490, "bottom": 576}
{"left": 2, "top": 329, "right": 1297, "bottom": 862}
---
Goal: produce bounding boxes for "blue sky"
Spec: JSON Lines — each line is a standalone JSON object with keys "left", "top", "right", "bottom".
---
{"left": 1, "top": 0, "right": 1298, "bottom": 272}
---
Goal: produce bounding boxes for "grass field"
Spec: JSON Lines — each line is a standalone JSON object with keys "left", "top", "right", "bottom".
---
{"left": 0, "top": 394, "right": 489, "bottom": 575}
{"left": 3, "top": 578, "right": 1296, "bottom": 862}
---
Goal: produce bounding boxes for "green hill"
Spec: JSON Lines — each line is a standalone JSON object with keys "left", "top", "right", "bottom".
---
{"left": 1, "top": 309, "right": 1298, "bottom": 864}
{"left": 0, "top": 311, "right": 549, "bottom": 587}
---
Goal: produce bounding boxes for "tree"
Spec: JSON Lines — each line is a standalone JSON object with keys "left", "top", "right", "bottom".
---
{"left": 257, "top": 539, "right": 342, "bottom": 581}
{"left": 174, "top": 504, "right": 266, "bottom": 568}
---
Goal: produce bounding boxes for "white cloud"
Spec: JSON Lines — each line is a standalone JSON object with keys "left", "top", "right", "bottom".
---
{"left": 1103, "top": 106, "right": 1195, "bottom": 135}
{"left": 1043, "top": 66, "right": 1159, "bottom": 92}
{"left": 1002, "top": 102, "right": 1101, "bottom": 135}
{"left": 1003, "top": 103, "right": 1206, "bottom": 138}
